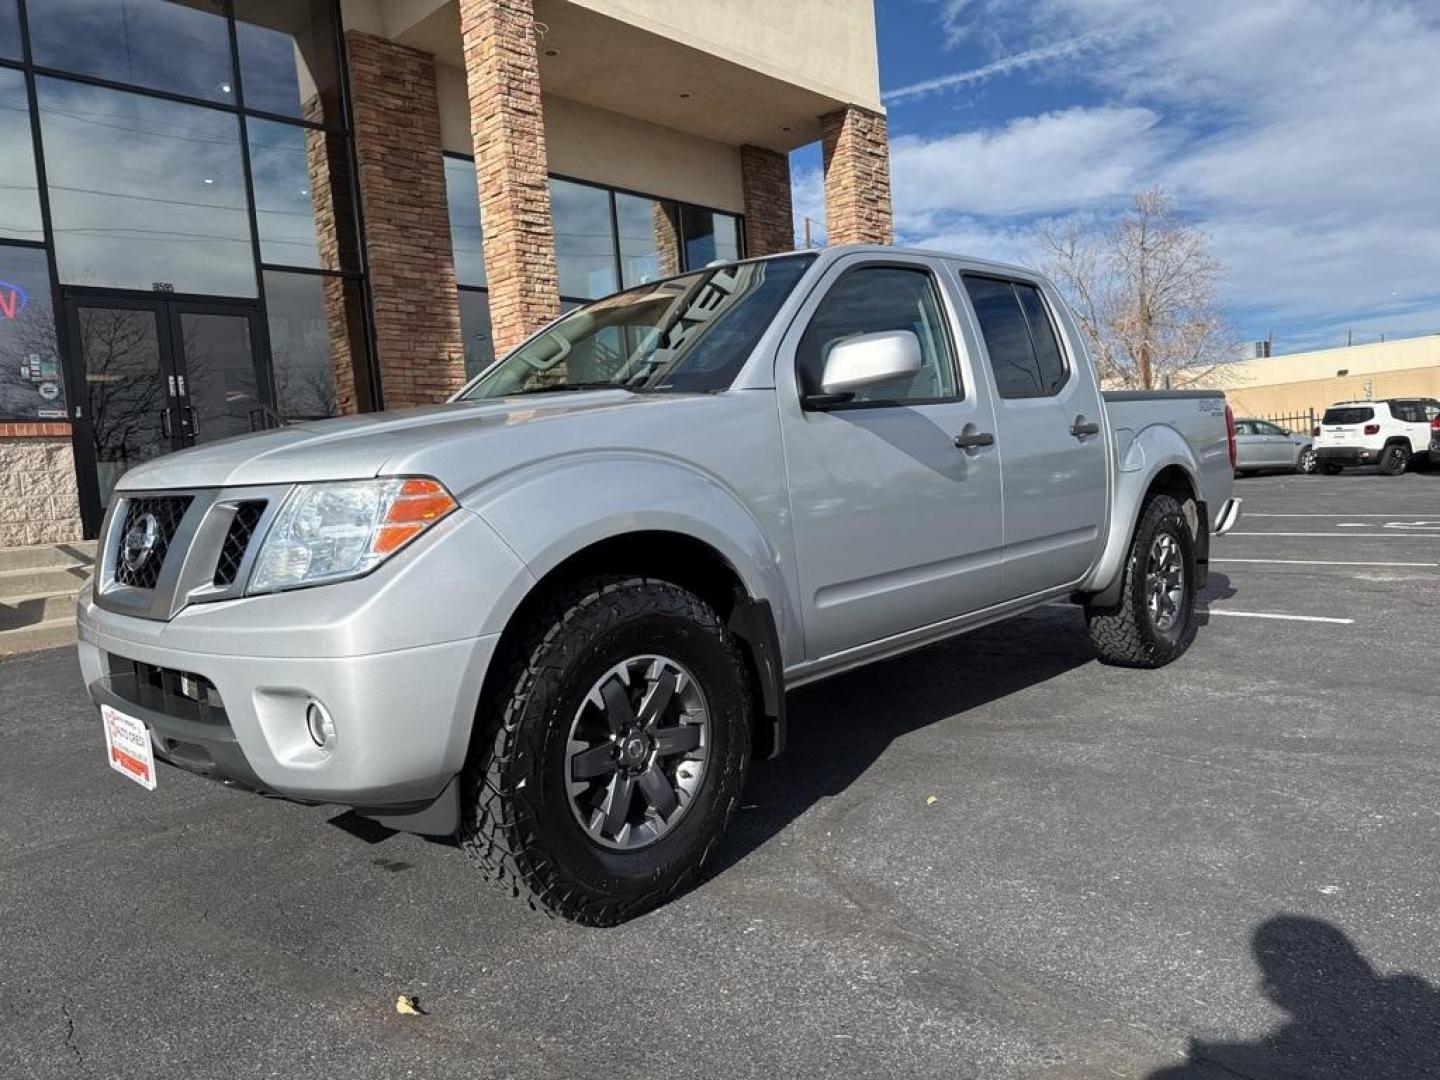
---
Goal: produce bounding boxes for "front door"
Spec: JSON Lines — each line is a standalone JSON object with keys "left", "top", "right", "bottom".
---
{"left": 64, "top": 292, "right": 269, "bottom": 534}
{"left": 778, "top": 255, "right": 1006, "bottom": 662}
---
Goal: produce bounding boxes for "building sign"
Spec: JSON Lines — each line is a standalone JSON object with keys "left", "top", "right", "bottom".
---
{"left": 0, "top": 248, "right": 66, "bottom": 421}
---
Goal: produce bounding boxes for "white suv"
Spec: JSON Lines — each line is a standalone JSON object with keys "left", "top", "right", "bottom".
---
{"left": 1314, "top": 398, "right": 1440, "bottom": 475}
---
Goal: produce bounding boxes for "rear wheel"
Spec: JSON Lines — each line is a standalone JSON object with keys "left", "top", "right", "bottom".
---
{"left": 1085, "top": 494, "right": 1197, "bottom": 669}
{"left": 1297, "top": 447, "right": 1317, "bottom": 474}
{"left": 1379, "top": 443, "right": 1410, "bottom": 476}
{"left": 460, "top": 576, "right": 751, "bottom": 925}
{"left": 1321, "top": 462, "right": 1344, "bottom": 475}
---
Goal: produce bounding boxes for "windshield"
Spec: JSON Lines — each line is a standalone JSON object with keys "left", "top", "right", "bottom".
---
{"left": 460, "top": 254, "right": 816, "bottom": 399}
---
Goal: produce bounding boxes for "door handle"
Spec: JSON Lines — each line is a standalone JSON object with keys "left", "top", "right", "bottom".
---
{"left": 160, "top": 408, "right": 172, "bottom": 439}
{"left": 1071, "top": 416, "right": 1101, "bottom": 438}
{"left": 953, "top": 430, "right": 995, "bottom": 450}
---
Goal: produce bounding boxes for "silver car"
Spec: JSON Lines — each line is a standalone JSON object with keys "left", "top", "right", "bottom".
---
{"left": 1234, "top": 418, "right": 1316, "bottom": 475}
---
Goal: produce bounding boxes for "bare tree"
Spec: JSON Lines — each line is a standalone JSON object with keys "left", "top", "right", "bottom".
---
{"left": 1037, "top": 188, "right": 1234, "bottom": 390}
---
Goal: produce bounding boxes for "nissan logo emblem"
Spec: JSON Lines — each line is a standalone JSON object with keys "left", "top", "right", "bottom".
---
{"left": 121, "top": 512, "right": 161, "bottom": 573}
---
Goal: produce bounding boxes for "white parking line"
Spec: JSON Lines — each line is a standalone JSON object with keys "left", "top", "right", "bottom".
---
{"left": 1226, "top": 531, "right": 1431, "bottom": 538}
{"left": 1246, "top": 513, "right": 1419, "bottom": 517}
{"left": 1213, "top": 558, "right": 1439, "bottom": 568}
{"left": 1206, "top": 609, "right": 1354, "bottom": 625}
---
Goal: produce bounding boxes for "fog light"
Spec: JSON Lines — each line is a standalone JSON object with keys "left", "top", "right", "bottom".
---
{"left": 305, "top": 701, "right": 335, "bottom": 749}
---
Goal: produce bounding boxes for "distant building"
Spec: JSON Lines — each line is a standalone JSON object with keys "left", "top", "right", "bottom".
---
{"left": 1187, "top": 335, "right": 1440, "bottom": 419}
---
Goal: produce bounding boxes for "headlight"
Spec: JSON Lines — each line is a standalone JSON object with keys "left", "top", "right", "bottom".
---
{"left": 248, "top": 477, "right": 457, "bottom": 594}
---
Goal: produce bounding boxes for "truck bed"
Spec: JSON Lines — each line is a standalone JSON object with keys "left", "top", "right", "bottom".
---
{"left": 1103, "top": 389, "right": 1232, "bottom": 522}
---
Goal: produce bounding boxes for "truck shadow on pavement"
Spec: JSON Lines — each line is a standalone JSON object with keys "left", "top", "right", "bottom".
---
{"left": 1146, "top": 914, "right": 1440, "bottom": 1080}
{"left": 715, "top": 604, "right": 1095, "bottom": 875}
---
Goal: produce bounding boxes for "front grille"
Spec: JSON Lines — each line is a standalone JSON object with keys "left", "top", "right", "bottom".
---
{"left": 106, "top": 654, "right": 228, "bottom": 726}
{"left": 213, "top": 501, "right": 266, "bottom": 586}
{"left": 114, "top": 496, "right": 192, "bottom": 589}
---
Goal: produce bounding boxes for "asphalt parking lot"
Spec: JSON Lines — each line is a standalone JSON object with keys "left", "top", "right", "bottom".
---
{"left": 3, "top": 470, "right": 1439, "bottom": 1079}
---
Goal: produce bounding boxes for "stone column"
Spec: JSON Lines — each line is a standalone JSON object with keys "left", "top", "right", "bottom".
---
{"left": 739, "top": 145, "right": 794, "bottom": 256}
{"left": 819, "top": 106, "right": 893, "bottom": 246}
{"left": 345, "top": 31, "right": 465, "bottom": 408}
{"left": 459, "top": 0, "right": 560, "bottom": 354}
{"left": 0, "top": 424, "right": 83, "bottom": 546}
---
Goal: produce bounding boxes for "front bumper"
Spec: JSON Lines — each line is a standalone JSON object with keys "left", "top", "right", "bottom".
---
{"left": 76, "top": 508, "right": 532, "bottom": 818}
{"left": 1315, "top": 446, "right": 1379, "bottom": 466}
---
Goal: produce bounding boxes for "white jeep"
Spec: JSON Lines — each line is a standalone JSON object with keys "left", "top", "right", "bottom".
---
{"left": 1314, "top": 398, "right": 1440, "bottom": 475}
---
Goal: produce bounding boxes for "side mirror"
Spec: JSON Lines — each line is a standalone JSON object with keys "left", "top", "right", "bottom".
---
{"left": 812, "top": 330, "right": 922, "bottom": 405}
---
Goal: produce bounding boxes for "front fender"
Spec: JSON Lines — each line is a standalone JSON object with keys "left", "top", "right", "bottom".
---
{"left": 467, "top": 453, "right": 798, "bottom": 662}
{"left": 1081, "top": 424, "right": 1205, "bottom": 606}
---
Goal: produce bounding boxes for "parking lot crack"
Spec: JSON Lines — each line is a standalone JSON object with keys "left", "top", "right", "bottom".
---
{"left": 61, "top": 998, "right": 84, "bottom": 1069}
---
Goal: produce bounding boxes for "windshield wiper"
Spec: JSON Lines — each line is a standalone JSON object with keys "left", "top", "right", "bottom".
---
{"left": 510, "top": 381, "right": 628, "bottom": 396}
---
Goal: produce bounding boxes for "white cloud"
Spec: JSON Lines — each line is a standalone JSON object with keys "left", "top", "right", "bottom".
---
{"left": 883, "top": 0, "right": 1440, "bottom": 342}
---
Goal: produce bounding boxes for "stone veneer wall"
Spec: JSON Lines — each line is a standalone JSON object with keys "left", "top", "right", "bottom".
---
{"left": 819, "top": 106, "right": 894, "bottom": 246}
{"left": 0, "top": 424, "right": 84, "bottom": 547}
{"left": 739, "top": 145, "right": 794, "bottom": 256}
{"left": 459, "top": 0, "right": 560, "bottom": 354}
{"left": 345, "top": 31, "right": 466, "bottom": 407}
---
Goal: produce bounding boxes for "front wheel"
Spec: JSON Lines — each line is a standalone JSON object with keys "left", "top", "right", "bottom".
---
{"left": 1378, "top": 443, "right": 1410, "bottom": 476}
{"left": 460, "top": 576, "right": 751, "bottom": 925}
{"left": 1321, "top": 462, "right": 1344, "bottom": 475}
{"left": 1297, "top": 447, "right": 1318, "bottom": 474}
{"left": 1085, "top": 494, "right": 1198, "bottom": 668}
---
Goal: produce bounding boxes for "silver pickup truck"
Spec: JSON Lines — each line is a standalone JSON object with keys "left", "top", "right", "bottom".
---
{"left": 77, "top": 246, "right": 1240, "bottom": 924}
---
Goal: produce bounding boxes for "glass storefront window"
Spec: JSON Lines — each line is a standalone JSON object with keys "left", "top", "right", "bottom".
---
{"left": 0, "top": 244, "right": 65, "bottom": 421}
{"left": 682, "top": 206, "right": 742, "bottom": 270}
{"left": 0, "top": 0, "right": 19, "bottom": 60}
{"left": 264, "top": 269, "right": 368, "bottom": 419}
{"left": 458, "top": 289, "right": 494, "bottom": 379}
{"left": 37, "top": 78, "right": 256, "bottom": 296}
{"left": 616, "top": 192, "right": 679, "bottom": 288}
{"left": 233, "top": 0, "right": 342, "bottom": 125}
{"left": 445, "top": 156, "right": 487, "bottom": 289}
{"left": 0, "top": 69, "right": 42, "bottom": 242}
{"left": 248, "top": 118, "right": 355, "bottom": 271}
{"left": 551, "top": 178, "right": 616, "bottom": 299}
{"left": 28, "top": 0, "right": 234, "bottom": 104}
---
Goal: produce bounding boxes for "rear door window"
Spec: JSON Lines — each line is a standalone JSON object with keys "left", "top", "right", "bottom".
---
{"left": 1323, "top": 407, "right": 1373, "bottom": 425}
{"left": 963, "top": 275, "right": 1069, "bottom": 398}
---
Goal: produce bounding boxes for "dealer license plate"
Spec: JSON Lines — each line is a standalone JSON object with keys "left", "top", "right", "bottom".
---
{"left": 101, "top": 704, "right": 157, "bottom": 790}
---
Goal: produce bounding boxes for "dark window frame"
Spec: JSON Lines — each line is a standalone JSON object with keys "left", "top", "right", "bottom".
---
{"left": 797, "top": 259, "right": 965, "bottom": 413}
{"left": 961, "top": 272, "right": 1073, "bottom": 401}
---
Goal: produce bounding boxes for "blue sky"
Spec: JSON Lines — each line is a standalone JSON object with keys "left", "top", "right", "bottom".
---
{"left": 792, "top": 0, "right": 1440, "bottom": 356}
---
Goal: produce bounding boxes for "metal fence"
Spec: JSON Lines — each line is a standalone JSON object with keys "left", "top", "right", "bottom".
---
{"left": 1255, "top": 410, "right": 1318, "bottom": 435}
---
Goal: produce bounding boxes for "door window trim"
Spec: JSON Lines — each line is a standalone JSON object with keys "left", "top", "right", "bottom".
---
{"left": 958, "top": 271, "right": 1074, "bottom": 401}
{"left": 795, "top": 259, "right": 965, "bottom": 412}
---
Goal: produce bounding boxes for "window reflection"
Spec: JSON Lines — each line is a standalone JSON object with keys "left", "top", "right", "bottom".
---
{"left": 0, "top": 0, "right": 19, "bottom": 60}
{"left": 682, "top": 206, "right": 741, "bottom": 270}
{"left": 0, "top": 245, "right": 65, "bottom": 422}
{"left": 458, "top": 290, "right": 494, "bottom": 379}
{"left": 38, "top": 78, "right": 255, "bottom": 296}
{"left": 264, "top": 269, "right": 369, "bottom": 419}
{"left": 28, "top": 0, "right": 234, "bottom": 104}
{"left": 616, "top": 192, "right": 680, "bottom": 287}
{"left": 248, "top": 117, "right": 355, "bottom": 271}
{"left": 233, "top": 0, "right": 342, "bottom": 125}
{"left": 75, "top": 304, "right": 168, "bottom": 507}
{"left": 0, "top": 69, "right": 42, "bottom": 241}
{"left": 445, "top": 156, "right": 487, "bottom": 288}
{"left": 551, "top": 178, "right": 616, "bottom": 299}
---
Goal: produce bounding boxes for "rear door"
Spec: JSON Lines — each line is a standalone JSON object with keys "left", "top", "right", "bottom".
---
{"left": 957, "top": 272, "right": 1109, "bottom": 597}
{"left": 1389, "top": 400, "right": 1433, "bottom": 452}
{"left": 1254, "top": 420, "right": 1295, "bottom": 466}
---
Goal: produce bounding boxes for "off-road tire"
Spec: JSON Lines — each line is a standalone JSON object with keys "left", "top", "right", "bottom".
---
{"left": 1085, "top": 494, "right": 1198, "bottom": 669}
{"left": 1379, "top": 443, "right": 1410, "bottom": 476}
{"left": 459, "top": 576, "right": 751, "bottom": 926}
{"left": 1321, "top": 463, "right": 1344, "bottom": 475}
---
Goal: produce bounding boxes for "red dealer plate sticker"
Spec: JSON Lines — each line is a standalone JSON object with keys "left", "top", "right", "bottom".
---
{"left": 101, "top": 704, "right": 157, "bottom": 791}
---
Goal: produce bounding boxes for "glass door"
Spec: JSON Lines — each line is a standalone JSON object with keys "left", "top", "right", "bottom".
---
{"left": 66, "top": 296, "right": 182, "bottom": 525}
{"left": 169, "top": 302, "right": 268, "bottom": 446}
{"left": 65, "top": 292, "right": 272, "bottom": 534}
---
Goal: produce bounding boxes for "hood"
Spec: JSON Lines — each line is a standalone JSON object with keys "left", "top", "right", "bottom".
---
{"left": 116, "top": 390, "right": 657, "bottom": 492}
